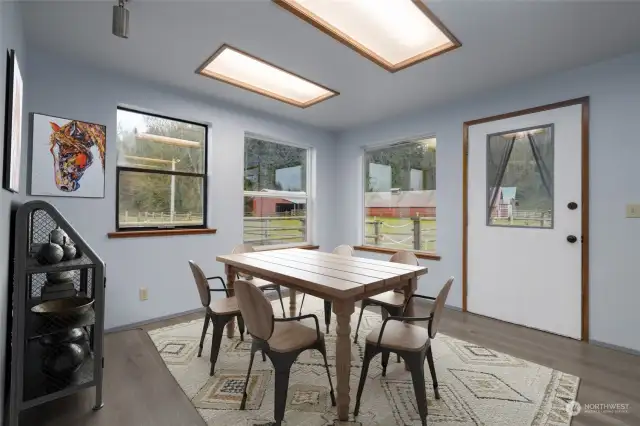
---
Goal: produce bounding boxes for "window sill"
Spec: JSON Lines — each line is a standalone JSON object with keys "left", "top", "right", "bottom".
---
{"left": 354, "top": 245, "right": 441, "bottom": 261}
{"left": 107, "top": 228, "right": 217, "bottom": 239}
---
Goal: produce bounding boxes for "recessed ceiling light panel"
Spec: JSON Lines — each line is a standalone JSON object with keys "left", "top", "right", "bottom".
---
{"left": 197, "top": 44, "right": 338, "bottom": 108}
{"left": 274, "top": 0, "right": 461, "bottom": 72}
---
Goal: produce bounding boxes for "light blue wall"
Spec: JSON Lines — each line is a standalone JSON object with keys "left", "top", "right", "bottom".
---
{"left": 336, "top": 51, "right": 640, "bottom": 353}
{"left": 0, "top": 1, "right": 26, "bottom": 420}
{"left": 22, "top": 50, "right": 339, "bottom": 330}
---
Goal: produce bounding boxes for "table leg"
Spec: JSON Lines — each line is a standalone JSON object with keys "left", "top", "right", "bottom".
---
{"left": 289, "top": 288, "right": 297, "bottom": 318}
{"left": 225, "top": 265, "right": 235, "bottom": 338}
{"left": 333, "top": 299, "right": 355, "bottom": 421}
{"left": 403, "top": 277, "right": 418, "bottom": 370}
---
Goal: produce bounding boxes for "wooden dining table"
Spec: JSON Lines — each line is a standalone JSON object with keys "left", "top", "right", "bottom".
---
{"left": 216, "top": 247, "right": 428, "bottom": 421}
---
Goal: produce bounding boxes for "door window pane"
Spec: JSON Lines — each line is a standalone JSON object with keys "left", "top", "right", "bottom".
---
{"left": 487, "top": 125, "right": 554, "bottom": 228}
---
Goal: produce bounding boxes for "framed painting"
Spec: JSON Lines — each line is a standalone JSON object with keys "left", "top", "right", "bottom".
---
{"left": 3, "top": 49, "right": 23, "bottom": 193}
{"left": 30, "top": 114, "right": 106, "bottom": 198}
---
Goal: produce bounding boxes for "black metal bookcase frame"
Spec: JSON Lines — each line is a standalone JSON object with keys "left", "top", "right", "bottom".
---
{"left": 7, "top": 201, "right": 105, "bottom": 426}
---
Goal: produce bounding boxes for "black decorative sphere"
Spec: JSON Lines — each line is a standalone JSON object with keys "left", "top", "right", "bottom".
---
{"left": 36, "top": 242, "right": 64, "bottom": 265}
{"left": 43, "top": 343, "right": 86, "bottom": 376}
{"left": 62, "top": 243, "right": 77, "bottom": 261}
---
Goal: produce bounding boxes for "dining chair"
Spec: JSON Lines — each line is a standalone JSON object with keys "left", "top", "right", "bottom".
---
{"left": 234, "top": 280, "right": 336, "bottom": 426}
{"left": 188, "top": 260, "right": 245, "bottom": 376}
{"left": 353, "top": 250, "right": 419, "bottom": 344}
{"left": 353, "top": 277, "right": 454, "bottom": 425}
{"left": 232, "top": 243, "right": 287, "bottom": 318}
{"left": 298, "top": 244, "right": 354, "bottom": 333}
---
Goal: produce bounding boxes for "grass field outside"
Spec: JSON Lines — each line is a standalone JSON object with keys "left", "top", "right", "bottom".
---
{"left": 365, "top": 216, "right": 436, "bottom": 252}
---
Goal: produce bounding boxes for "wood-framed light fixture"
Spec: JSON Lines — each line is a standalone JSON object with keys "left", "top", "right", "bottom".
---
{"left": 273, "top": 0, "right": 461, "bottom": 73}
{"left": 196, "top": 44, "right": 339, "bottom": 108}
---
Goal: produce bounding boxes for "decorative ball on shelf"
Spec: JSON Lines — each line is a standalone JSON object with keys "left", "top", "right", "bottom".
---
{"left": 61, "top": 237, "right": 77, "bottom": 261}
{"left": 49, "top": 226, "right": 68, "bottom": 246}
{"left": 42, "top": 342, "right": 86, "bottom": 377}
{"left": 36, "top": 237, "right": 64, "bottom": 265}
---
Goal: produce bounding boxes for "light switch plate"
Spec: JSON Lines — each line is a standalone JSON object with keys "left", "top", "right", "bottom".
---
{"left": 139, "top": 287, "right": 149, "bottom": 301}
{"left": 626, "top": 204, "right": 640, "bottom": 218}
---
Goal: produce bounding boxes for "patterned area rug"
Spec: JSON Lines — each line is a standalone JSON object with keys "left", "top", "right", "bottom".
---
{"left": 149, "top": 295, "right": 579, "bottom": 425}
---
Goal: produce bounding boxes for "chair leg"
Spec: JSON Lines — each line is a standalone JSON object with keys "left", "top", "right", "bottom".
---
{"left": 198, "top": 311, "right": 210, "bottom": 357}
{"left": 298, "top": 293, "right": 306, "bottom": 317}
{"left": 273, "top": 366, "right": 292, "bottom": 426}
{"left": 318, "top": 339, "right": 336, "bottom": 406}
{"left": 209, "top": 317, "right": 226, "bottom": 376}
{"left": 406, "top": 351, "right": 429, "bottom": 426}
{"left": 381, "top": 350, "right": 390, "bottom": 377}
{"left": 275, "top": 285, "right": 286, "bottom": 318}
{"left": 262, "top": 350, "right": 267, "bottom": 362}
{"left": 354, "top": 343, "right": 376, "bottom": 417}
{"left": 426, "top": 345, "right": 440, "bottom": 400}
{"left": 394, "top": 307, "right": 402, "bottom": 363}
{"left": 354, "top": 300, "right": 368, "bottom": 343}
{"left": 324, "top": 300, "right": 332, "bottom": 334}
{"left": 240, "top": 346, "right": 257, "bottom": 410}
{"left": 238, "top": 315, "right": 245, "bottom": 342}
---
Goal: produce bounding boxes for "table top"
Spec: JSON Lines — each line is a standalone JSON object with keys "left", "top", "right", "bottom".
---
{"left": 216, "top": 248, "right": 428, "bottom": 301}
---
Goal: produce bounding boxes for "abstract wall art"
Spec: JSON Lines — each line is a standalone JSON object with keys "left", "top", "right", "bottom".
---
{"left": 3, "top": 49, "right": 24, "bottom": 193}
{"left": 30, "top": 114, "right": 106, "bottom": 198}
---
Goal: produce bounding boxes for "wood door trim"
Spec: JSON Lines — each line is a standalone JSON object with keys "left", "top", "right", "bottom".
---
{"left": 462, "top": 97, "right": 590, "bottom": 341}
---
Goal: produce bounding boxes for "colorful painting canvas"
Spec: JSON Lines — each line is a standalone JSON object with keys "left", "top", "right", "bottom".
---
{"left": 3, "top": 49, "right": 24, "bottom": 193}
{"left": 30, "top": 114, "right": 106, "bottom": 198}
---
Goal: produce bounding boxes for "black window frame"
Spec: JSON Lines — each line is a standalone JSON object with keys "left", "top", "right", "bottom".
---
{"left": 115, "top": 106, "right": 208, "bottom": 232}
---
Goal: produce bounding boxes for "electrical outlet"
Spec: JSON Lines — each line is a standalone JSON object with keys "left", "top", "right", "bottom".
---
{"left": 139, "top": 287, "right": 148, "bottom": 301}
{"left": 626, "top": 204, "right": 640, "bottom": 218}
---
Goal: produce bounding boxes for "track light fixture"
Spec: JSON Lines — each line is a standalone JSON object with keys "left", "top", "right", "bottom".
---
{"left": 112, "top": 0, "right": 130, "bottom": 39}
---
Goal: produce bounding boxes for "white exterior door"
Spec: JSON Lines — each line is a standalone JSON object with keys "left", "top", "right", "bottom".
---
{"left": 467, "top": 104, "right": 584, "bottom": 339}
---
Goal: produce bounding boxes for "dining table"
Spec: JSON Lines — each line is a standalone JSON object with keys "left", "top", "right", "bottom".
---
{"left": 216, "top": 247, "right": 428, "bottom": 421}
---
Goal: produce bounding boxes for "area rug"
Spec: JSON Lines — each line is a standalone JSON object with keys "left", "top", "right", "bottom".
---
{"left": 149, "top": 295, "right": 579, "bottom": 425}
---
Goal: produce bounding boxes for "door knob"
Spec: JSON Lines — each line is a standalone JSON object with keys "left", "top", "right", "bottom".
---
{"left": 567, "top": 202, "right": 578, "bottom": 210}
{"left": 567, "top": 235, "right": 577, "bottom": 243}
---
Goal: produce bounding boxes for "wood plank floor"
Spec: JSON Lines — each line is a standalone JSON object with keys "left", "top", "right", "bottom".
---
{"left": 21, "top": 302, "right": 640, "bottom": 426}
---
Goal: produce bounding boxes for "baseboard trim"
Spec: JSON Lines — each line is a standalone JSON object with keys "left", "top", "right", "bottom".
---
{"left": 591, "top": 339, "right": 640, "bottom": 356}
{"left": 106, "top": 307, "right": 203, "bottom": 334}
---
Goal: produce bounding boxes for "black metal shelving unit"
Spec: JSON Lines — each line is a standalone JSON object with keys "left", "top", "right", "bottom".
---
{"left": 7, "top": 201, "right": 106, "bottom": 426}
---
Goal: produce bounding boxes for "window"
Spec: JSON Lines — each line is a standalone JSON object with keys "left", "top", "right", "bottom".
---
{"left": 364, "top": 137, "right": 436, "bottom": 253}
{"left": 116, "top": 108, "right": 207, "bottom": 230}
{"left": 243, "top": 135, "right": 309, "bottom": 247}
{"left": 487, "top": 125, "right": 554, "bottom": 228}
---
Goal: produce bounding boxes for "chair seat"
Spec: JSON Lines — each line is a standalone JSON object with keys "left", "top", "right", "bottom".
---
{"left": 268, "top": 321, "right": 320, "bottom": 353}
{"left": 209, "top": 296, "right": 241, "bottom": 315}
{"left": 366, "top": 320, "right": 430, "bottom": 352}
{"left": 368, "top": 290, "right": 405, "bottom": 307}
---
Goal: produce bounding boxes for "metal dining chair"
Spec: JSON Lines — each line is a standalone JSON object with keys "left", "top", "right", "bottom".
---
{"left": 354, "top": 277, "right": 454, "bottom": 425}
{"left": 234, "top": 279, "right": 336, "bottom": 426}
{"left": 188, "top": 260, "right": 245, "bottom": 376}
{"left": 353, "top": 250, "right": 419, "bottom": 343}
{"left": 231, "top": 243, "right": 287, "bottom": 318}
{"left": 298, "top": 244, "right": 354, "bottom": 333}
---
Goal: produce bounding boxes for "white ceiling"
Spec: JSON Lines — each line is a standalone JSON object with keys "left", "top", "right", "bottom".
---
{"left": 21, "top": 0, "right": 640, "bottom": 131}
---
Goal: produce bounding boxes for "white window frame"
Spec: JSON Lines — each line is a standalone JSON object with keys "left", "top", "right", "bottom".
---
{"left": 243, "top": 132, "right": 313, "bottom": 250}
{"left": 361, "top": 134, "right": 437, "bottom": 253}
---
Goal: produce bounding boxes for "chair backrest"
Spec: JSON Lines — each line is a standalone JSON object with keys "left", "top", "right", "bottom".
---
{"left": 234, "top": 280, "right": 274, "bottom": 341}
{"left": 232, "top": 243, "right": 254, "bottom": 254}
{"left": 188, "top": 260, "right": 211, "bottom": 307}
{"left": 428, "top": 277, "right": 454, "bottom": 338}
{"left": 332, "top": 245, "right": 353, "bottom": 256}
{"left": 389, "top": 250, "right": 419, "bottom": 266}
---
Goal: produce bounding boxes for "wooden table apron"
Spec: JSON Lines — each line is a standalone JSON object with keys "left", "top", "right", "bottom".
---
{"left": 216, "top": 249, "right": 427, "bottom": 421}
